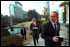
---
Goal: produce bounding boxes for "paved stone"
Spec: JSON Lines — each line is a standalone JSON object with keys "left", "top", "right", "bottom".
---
{"left": 60, "top": 25, "right": 69, "bottom": 39}
{"left": 25, "top": 37, "right": 45, "bottom": 46}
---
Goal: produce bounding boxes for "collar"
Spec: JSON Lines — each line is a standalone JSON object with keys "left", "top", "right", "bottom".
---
{"left": 51, "top": 22, "right": 57, "bottom": 24}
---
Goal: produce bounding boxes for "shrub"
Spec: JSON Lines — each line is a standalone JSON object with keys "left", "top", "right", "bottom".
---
{"left": 1, "top": 28, "right": 10, "bottom": 37}
{"left": 65, "top": 24, "right": 69, "bottom": 27}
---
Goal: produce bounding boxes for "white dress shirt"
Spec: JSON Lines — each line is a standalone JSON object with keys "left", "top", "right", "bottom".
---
{"left": 51, "top": 22, "right": 57, "bottom": 29}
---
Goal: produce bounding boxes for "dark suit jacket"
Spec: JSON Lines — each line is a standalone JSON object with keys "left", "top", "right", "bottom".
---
{"left": 21, "top": 28, "right": 26, "bottom": 36}
{"left": 30, "top": 23, "right": 39, "bottom": 37}
{"left": 41, "top": 22, "right": 61, "bottom": 46}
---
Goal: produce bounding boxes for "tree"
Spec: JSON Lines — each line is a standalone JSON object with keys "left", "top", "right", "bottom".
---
{"left": 27, "top": 10, "right": 39, "bottom": 20}
{"left": 59, "top": 1, "right": 69, "bottom": 7}
{"left": 43, "top": 7, "right": 49, "bottom": 21}
{"left": 1, "top": 15, "right": 10, "bottom": 27}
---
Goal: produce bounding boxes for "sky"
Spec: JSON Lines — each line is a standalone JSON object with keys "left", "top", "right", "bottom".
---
{"left": 1, "top": 1, "right": 46, "bottom": 16}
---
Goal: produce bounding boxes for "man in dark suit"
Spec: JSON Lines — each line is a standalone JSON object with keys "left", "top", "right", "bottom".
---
{"left": 30, "top": 18, "right": 39, "bottom": 46}
{"left": 21, "top": 27, "right": 26, "bottom": 40}
{"left": 41, "top": 11, "right": 62, "bottom": 46}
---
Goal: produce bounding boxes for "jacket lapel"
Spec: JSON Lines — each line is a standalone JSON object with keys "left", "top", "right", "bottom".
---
{"left": 49, "top": 22, "right": 55, "bottom": 31}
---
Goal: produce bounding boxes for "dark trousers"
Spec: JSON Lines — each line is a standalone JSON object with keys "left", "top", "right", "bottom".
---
{"left": 23, "top": 35, "right": 26, "bottom": 40}
{"left": 33, "top": 35, "right": 39, "bottom": 46}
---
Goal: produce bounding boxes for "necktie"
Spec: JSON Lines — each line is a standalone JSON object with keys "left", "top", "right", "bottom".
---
{"left": 54, "top": 23, "right": 57, "bottom": 35}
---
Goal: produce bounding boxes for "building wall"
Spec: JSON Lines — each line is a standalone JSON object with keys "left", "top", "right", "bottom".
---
{"left": 46, "top": 1, "right": 50, "bottom": 15}
{"left": 49, "top": 1, "right": 64, "bottom": 12}
{"left": 58, "top": 7, "right": 64, "bottom": 23}
{"left": 14, "top": 6, "right": 23, "bottom": 19}
{"left": 9, "top": 1, "right": 24, "bottom": 19}
{"left": 9, "top": 1, "right": 15, "bottom": 5}
{"left": 66, "top": 5, "right": 69, "bottom": 23}
{"left": 9, "top": 5, "right": 14, "bottom": 16}
{"left": 49, "top": 1, "right": 69, "bottom": 24}
{"left": 15, "top": 1, "right": 22, "bottom": 9}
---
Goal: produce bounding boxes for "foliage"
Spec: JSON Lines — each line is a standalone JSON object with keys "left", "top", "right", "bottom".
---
{"left": 1, "top": 14, "right": 28, "bottom": 28}
{"left": 59, "top": 1, "right": 69, "bottom": 7}
{"left": 1, "top": 10, "right": 41, "bottom": 28}
{"left": 64, "top": 24, "right": 69, "bottom": 27}
{"left": 1, "top": 15, "right": 10, "bottom": 27}
{"left": 27, "top": 10, "right": 39, "bottom": 20}
{"left": 1, "top": 28, "right": 10, "bottom": 37}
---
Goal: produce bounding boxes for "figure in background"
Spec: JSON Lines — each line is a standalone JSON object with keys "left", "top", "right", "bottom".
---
{"left": 21, "top": 27, "right": 26, "bottom": 40}
{"left": 30, "top": 17, "right": 39, "bottom": 46}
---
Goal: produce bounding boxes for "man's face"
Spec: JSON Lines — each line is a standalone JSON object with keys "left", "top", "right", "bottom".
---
{"left": 50, "top": 13, "right": 57, "bottom": 22}
{"left": 33, "top": 18, "right": 36, "bottom": 23}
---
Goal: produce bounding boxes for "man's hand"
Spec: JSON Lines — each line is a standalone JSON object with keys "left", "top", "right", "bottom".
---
{"left": 53, "top": 36, "right": 59, "bottom": 42}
